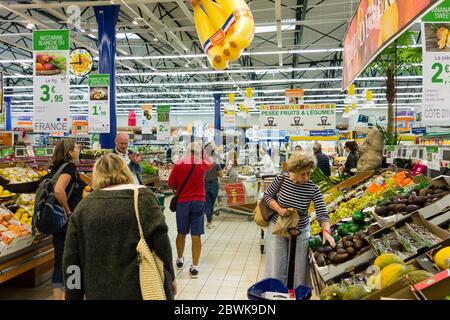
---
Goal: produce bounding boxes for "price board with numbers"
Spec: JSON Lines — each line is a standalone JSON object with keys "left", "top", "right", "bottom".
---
{"left": 421, "top": 1, "right": 450, "bottom": 125}
{"left": 157, "top": 105, "right": 171, "bottom": 142}
{"left": 88, "top": 74, "right": 110, "bottom": 133}
{"left": 33, "top": 30, "right": 70, "bottom": 133}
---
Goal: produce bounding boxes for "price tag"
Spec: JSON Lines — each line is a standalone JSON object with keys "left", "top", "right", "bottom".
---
{"left": 88, "top": 74, "right": 110, "bottom": 133}
{"left": 35, "top": 148, "right": 46, "bottom": 157}
{"left": 157, "top": 105, "right": 171, "bottom": 142}
{"left": 33, "top": 30, "right": 70, "bottom": 133}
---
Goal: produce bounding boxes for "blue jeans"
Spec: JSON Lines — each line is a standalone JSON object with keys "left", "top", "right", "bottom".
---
{"left": 205, "top": 180, "right": 219, "bottom": 223}
{"left": 264, "top": 222, "right": 311, "bottom": 288}
{"left": 52, "top": 225, "right": 67, "bottom": 288}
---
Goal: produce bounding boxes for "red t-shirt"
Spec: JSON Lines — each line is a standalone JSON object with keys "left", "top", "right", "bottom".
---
{"left": 411, "top": 164, "right": 427, "bottom": 176}
{"left": 168, "top": 155, "right": 213, "bottom": 203}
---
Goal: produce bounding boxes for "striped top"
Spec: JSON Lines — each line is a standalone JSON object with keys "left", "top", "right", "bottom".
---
{"left": 263, "top": 173, "right": 329, "bottom": 230}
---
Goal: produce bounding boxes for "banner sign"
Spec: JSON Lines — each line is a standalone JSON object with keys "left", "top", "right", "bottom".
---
{"left": 141, "top": 105, "right": 153, "bottom": 134}
{"left": 422, "top": 0, "right": 450, "bottom": 125}
{"left": 310, "top": 129, "right": 337, "bottom": 137}
{"left": 342, "top": 0, "right": 442, "bottom": 89}
{"left": 33, "top": 30, "right": 70, "bottom": 133}
{"left": 259, "top": 104, "right": 336, "bottom": 130}
{"left": 224, "top": 110, "right": 236, "bottom": 135}
{"left": 285, "top": 89, "right": 304, "bottom": 105}
{"left": 157, "top": 105, "right": 171, "bottom": 142}
{"left": 412, "top": 127, "right": 427, "bottom": 135}
{"left": 88, "top": 74, "right": 110, "bottom": 133}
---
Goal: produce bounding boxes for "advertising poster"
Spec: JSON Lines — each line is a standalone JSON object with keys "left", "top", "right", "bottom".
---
{"left": 88, "top": 74, "right": 110, "bottom": 133}
{"left": 285, "top": 89, "right": 304, "bottom": 105}
{"left": 157, "top": 105, "right": 171, "bottom": 142}
{"left": 426, "top": 146, "right": 441, "bottom": 170}
{"left": 33, "top": 30, "right": 70, "bottom": 133}
{"left": 224, "top": 110, "right": 236, "bottom": 136}
{"left": 141, "top": 105, "right": 153, "bottom": 134}
{"left": 342, "top": 0, "right": 441, "bottom": 89}
{"left": 421, "top": 0, "right": 450, "bottom": 125}
{"left": 259, "top": 104, "right": 336, "bottom": 130}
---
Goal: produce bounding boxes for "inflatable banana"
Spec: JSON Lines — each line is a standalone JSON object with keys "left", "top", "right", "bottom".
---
{"left": 216, "top": 0, "right": 255, "bottom": 50}
{"left": 222, "top": 25, "right": 243, "bottom": 62}
{"left": 192, "top": 1, "right": 228, "bottom": 70}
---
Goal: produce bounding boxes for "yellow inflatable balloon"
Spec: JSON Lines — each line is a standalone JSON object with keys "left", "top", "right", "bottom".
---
{"left": 192, "top": 1, "right": 227, "bottom": 70}
{"left": 223, "top": 35, "right": 243, "bottom": 62}
{"left": 216, "top": 0, "right": 255, "bottom": 50}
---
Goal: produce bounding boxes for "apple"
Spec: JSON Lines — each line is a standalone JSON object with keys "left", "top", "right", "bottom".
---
{"left": 43, "top": 63, "right": 55, "bottom": 70}
{"left": 48, "top": 55, "right": 54, "bottom": 62}
{"left": 36, "top": 53, "right": 49, "bottom": 64}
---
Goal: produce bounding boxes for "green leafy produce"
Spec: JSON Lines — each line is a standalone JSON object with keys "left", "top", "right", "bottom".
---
{"left": 141, "top": 162, "right": 159, "bottom": 175}
{"left": 309, "top": 236, "right": 322, "bottom": 250}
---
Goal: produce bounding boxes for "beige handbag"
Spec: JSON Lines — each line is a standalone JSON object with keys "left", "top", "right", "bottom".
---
{"left": 133, "top": 187, "right": 167, "bottom": 300}
{"left": 253, "top": 175, "right": 286, "bottom": 228}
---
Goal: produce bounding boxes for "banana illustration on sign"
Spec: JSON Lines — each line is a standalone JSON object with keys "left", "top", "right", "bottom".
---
{"left": 192, "top": 0, "right": 255, "bottom": 70}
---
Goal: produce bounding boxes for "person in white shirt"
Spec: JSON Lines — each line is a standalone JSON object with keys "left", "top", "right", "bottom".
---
{"left": 259, "top": 147, "right": 275, "bottom": 174}
{"left": 113, "top": 133, "right": 143, "bottom": 185}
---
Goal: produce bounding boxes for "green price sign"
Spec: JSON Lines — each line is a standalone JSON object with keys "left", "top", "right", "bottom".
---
{"left": 91, "top": 105, "right": 107, "bottom": 117}
{"left": 431, "top": 62, "right": 450, "bottom": 84}
{"left": 35, "top": 148, "right": 46, "bottom": 156}
{"left": 40, "top": 84, "right": 63, "bottom": 103}
{"left": 1, "top": 148, "right": 13, "bottom": 157}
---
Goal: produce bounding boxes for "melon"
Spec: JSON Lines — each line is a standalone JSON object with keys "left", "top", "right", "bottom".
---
{"left": 373, "top": 253, "right": 405, "bottom": 271}
{"left": 380, "top": 263, "right": 407, "bottom": 289}
{"left": 342, "top": 284, "right": 369, "bottom": 300}
{"left": 406, "top": 270, "right": 434, "bottom": 285}
{"left": 319, "top": 284, "right": 344, "bottom": 300}
{"left": 433, "top": 247, "right": 450, "bottom": 270}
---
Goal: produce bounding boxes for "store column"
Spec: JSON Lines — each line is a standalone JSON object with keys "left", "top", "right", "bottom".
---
{"left": 213, "top": 93, "right": 221, "bottom": 146}
{"left": 4, "top": 96, "right": 12, "bottom": 131}
{"left": 94, "top": 5, "right": 120, "bottom": 149}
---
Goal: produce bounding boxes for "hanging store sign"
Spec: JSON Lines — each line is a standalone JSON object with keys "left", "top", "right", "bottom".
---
{"left": 72, "top": 115, "right": 88, "bottom": 135}
{"left": 421, "top": 0, "right": 450, "bottom": 125}
{"left": 141, "top": 105, "right": 153, "bottom": 134}
{"left": 259, "top": 104, "right": 336, "bottom": 131}
{"left": 88, "top": 74, "right": 110, "bottom": 133}
{"left": 223, "top": 110, "right": 236, "bottom": 136}
{"left": 412, "top": 127, "right": 427, "bottom": 135}
{"left": 157, "top": 105, "right": 171, "bottom": 142}
{"left": 285, "top": 89, "right": 304, "bottom": 105}
{"left": 33, "top": 30, "right": 70, "bottom": 133}
{"left": 342, "top": 0, "right": 442, "bottom": 90}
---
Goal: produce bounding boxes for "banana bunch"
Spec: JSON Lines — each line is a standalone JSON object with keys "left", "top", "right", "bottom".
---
{"left": 192, "top": 0, "right": 255, "bottom": 70}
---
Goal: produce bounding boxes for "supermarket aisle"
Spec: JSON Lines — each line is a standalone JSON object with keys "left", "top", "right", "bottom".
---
{"left": 0, "top": 196, "right": 266, "bottom": 300}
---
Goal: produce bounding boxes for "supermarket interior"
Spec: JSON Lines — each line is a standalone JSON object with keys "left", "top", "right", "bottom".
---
{"left": 0, "top": 0, "right": 449, "bottom": 302}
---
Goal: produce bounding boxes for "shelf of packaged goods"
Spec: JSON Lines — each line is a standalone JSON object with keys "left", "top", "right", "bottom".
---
{"left": 0, "top": 236, "right": 53, "bottom": 285}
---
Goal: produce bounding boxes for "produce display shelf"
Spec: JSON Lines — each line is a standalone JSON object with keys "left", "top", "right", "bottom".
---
{"left": 0, "top": 236, "right": 53, "bottom": 285}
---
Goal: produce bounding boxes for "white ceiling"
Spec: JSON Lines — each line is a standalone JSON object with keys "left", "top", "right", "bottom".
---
{"left": 0, "top": 0, "right": 422, "bottom": 116}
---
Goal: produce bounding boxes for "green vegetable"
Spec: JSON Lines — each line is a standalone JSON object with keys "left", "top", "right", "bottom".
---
{"left": 338, "top": 225, "right": 349, "bottom": 237}
{"left": 352, "top": 210, "right": 365, "bottom": 225}
{"left": 309, "top": 236, "right": 322, "bottom": 250}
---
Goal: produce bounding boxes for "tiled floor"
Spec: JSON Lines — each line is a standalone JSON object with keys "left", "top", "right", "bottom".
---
{"left": 0, "top": 196, "right": 267, "bottom": 300}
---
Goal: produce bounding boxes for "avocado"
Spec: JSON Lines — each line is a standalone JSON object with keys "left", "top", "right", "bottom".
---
{"left": 337, "top": 225, "right": 349, "bottom": 237}
{"left": 344, "top": 241, "right": 354, "bottom": 248}
{"left": 412, "top": 196, "right": 427, "bottom": 207}
{"left": 375, "top": 206, "right": 389, "bottom": 217}
{"left": 348, "top": 224, "right": 360, "bottom": 233}
{"left": 353, "top": 239, "right": 364, "bottom": 250}
{"left": 395, "top": 204, "right": 407, "bottom": 213}
{"left": 316, "top": 254, "right": 327, "bottom": 267}
{"left": 346, "top": 247, "right": 356, "bottom": 256}
{"left": 328, "top": 251, "right": 338, "bottom": 263}
{"left": 323, "top": 245, "right": 333, "bottom": 254}
{"left": 337, "top": 248, "right": 347, "bottom": 254}
{"left": 406, "top": 204, "right": 420, "bottom": 213}
{"left": 352, "top": 211, "right": 365, "bottom": 225}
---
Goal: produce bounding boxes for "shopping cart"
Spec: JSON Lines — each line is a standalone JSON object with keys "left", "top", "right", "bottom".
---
{"left": 216, "top": 176, "right": 258, "bottom": 221}
{"left": 247, "top": 229, "right": 312, "bottom": 300}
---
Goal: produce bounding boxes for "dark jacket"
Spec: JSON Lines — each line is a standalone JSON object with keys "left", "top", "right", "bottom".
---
{"left": 344, "top": 152, "right": 358, "bottom": 176}
{"left": 63, "top": 188, "right": 175, "bottom": 300}
{"left": 113, "top": 148, "right": 143, "bottom": 185}
{"left": 315, "top": 152, "right": 331, "bottom": 177}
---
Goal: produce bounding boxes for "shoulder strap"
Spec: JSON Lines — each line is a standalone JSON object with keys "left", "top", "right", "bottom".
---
{"left": 176, "top": 164, "right": 196, "bottom": 198}
{"left": 51, "top": 162, "right": 71, "bottom": 182}
{"left": 275, "top": 174, "right": 286, "bottom": 195}
{"left": 133, "top": 186, "right": 144, "bottom": 239}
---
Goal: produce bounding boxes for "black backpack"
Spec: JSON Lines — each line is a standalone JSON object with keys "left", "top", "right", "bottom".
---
{"left": 32, "top": 163, "right": 78, "bottom": 235}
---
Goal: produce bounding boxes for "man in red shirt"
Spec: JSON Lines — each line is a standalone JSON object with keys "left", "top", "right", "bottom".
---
{"left": 168, "top": 142, "right": 213, "bottom": 278}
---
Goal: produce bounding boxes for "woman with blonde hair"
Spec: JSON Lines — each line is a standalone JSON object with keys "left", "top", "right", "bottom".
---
{"left": 63, "top": 153, "right": 176, "bottom": 299}
{"left": 263, "top": 152, "right": 334, "bottom": 288}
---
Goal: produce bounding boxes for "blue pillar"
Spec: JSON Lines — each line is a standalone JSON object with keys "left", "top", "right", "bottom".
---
{"left": 95, "top": 5, "right": 120, "bottom": 149}
{"left": 213, "top": 93, "right": 221, "bottom": 146}
{"left": 4, "top": 96, "right": 12, "bottom": 131}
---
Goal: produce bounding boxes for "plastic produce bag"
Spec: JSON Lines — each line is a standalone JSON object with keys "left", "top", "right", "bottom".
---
{"left": 272, "top": 208, "right": 300, "bottom": 238}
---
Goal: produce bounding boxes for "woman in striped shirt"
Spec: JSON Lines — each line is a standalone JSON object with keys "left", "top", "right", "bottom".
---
{"left": 263, "top": 152, "right": 335, "bottom": 288}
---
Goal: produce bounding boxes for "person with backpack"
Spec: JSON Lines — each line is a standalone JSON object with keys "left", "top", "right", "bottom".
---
{"left": 168, "top": 142, "right": 213, "bottom": 278}
{"left": 43, "top": 139, "right": 86, "bottom": 300}
{"left": 63, "top": 153, "right": 175, "bottom": 300}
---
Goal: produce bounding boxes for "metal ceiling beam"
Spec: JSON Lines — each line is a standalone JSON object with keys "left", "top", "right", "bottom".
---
{"left": 8, "top": 0, "right": 173, "bottom": 10}
{"left": 275, "top": 0, "right": 283, "bottom": 66}
{"left": 292, "top": 0, "right": 308, "bottom": 84}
